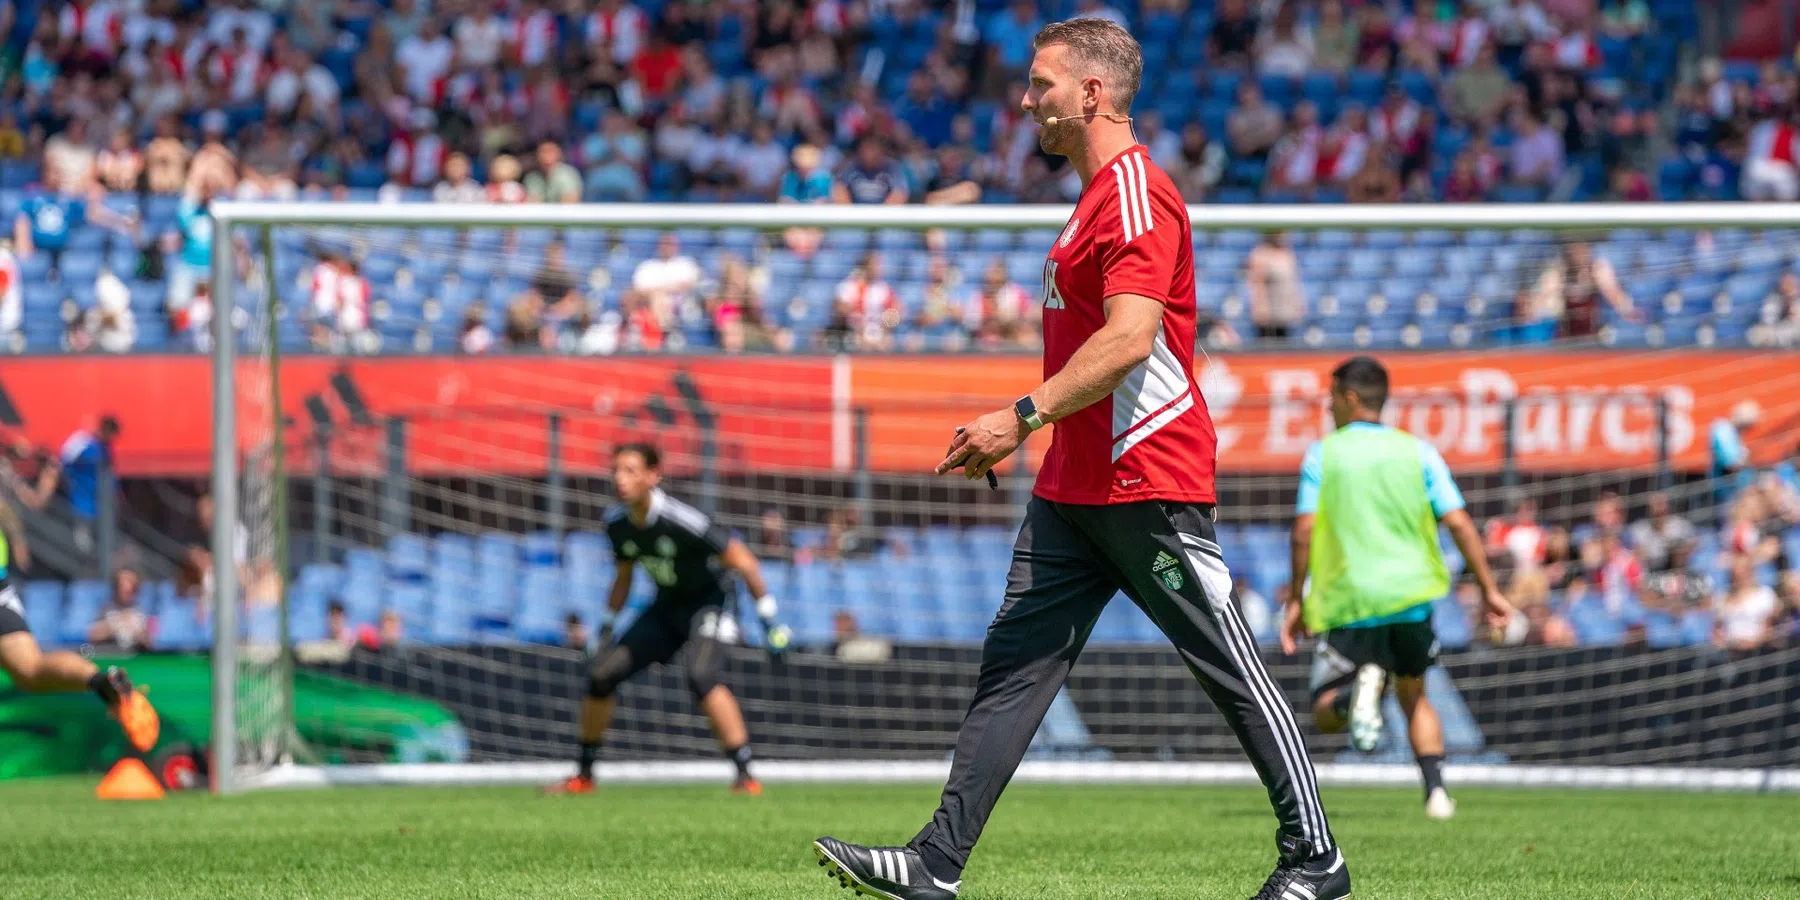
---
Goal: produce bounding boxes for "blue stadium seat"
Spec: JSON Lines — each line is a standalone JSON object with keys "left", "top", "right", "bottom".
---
{"left": 475, "top": 533, "right": 520, "bottom": 624}
{"left": 62, "top": 580, "right": 108, "bottom": 646}
{"left": 789, "top": 561, "right": 836, "bottom": 647}
{"left": 389, "top": 533, "right": 430, "bottom": 581}
{"left": 840, "top": 560, "right": 897, "bottom": 638}
{"left": 514, "top": 565, "right": 567, "bottom": 644}
{"left": 22, "top": 582, "right": 63, "bottom": 640}
{"left": 342, "top": 548, "right": 386, "bottom": 624}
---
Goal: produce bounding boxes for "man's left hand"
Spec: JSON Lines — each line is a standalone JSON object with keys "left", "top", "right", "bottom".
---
{"left": 937, "top": 408, "right": 1029, "bottom": 481}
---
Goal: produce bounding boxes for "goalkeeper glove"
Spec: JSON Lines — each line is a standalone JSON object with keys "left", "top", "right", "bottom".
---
{"left": 756, "top": 594, "right": 792, "bottom": 657}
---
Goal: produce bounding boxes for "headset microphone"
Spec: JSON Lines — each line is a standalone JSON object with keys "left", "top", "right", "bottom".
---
{"left": 1042, "top": 112, "right": 1133, "bottom": 126}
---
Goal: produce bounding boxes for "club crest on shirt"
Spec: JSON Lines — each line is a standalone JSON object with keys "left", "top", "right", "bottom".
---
{"left": 621, "top": 540, "right": 638, "bottom": 557}
{"left": 1059, "top": 217, "right": 1081, "bottom": 248}
{"left": 655, "top": 536, "right": 677, "bottom": 557}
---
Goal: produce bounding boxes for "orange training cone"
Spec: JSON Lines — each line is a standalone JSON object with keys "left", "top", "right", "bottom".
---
{"left": 96, "top": 758, "right": 165, "bottom": 800}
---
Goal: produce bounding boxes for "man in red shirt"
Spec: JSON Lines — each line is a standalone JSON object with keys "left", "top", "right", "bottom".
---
{"left": 813, "top": 19, "right": 1347, "bottom": 900}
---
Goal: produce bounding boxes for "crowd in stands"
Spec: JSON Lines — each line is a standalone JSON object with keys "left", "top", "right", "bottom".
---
{"left": 0, "top": 0, "right": 1794, "bottom": 353}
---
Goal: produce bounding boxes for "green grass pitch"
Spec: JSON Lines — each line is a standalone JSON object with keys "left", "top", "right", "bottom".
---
{"left": 2, "top": 778, "right": 1796, "bottom": 899}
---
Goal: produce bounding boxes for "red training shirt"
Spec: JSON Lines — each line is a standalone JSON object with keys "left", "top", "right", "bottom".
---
{"left": 1034, "top": 145, "right": 1215, "bottom": 505}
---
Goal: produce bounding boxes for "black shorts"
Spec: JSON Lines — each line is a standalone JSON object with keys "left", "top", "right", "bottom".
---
{"left": 614, "top": 600, "right": 736, "bottom": 667}
{"left": 0, "top": 584, "right": 28, "bottom": 637}
{"left": 1308, "top": 619, "right": 1439, "bottom": 700}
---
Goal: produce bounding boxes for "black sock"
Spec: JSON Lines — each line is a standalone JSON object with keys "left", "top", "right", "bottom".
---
{"left": 578, "top": 742, "right": 600, "bottom": 779}
{"left": 88, "top": 669, "right": 119, "bottom": 705}
{"left": 726, "top": 744, "right": 753, "bottom": 780}
{"left": 917, "top": 844, "right": 961, "bottom": 886}
{"left": 1330, "top": 689, "right": 1352, "bottom": 722}
{"left": 1417, "top": 754, "right": 1446, "bottom": 799}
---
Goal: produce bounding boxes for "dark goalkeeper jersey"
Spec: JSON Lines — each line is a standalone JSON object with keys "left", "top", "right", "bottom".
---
{"left": 605, "top": 488, "right": 734, "bottom": 608}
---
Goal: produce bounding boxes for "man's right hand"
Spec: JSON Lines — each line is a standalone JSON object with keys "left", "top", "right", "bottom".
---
{"left": 1279, "top": 602, "right": 1308, "bottom": 656}
{"left": 1482, "top": 588, "right": 1516, "bottom": 630}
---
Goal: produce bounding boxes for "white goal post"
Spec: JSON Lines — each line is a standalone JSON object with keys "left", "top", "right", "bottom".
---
{"left": 207, "top": 200, "right": 1800, "bottom": 795}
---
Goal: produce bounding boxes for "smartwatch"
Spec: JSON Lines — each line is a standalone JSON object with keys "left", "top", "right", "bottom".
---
{"left": 1014, "top": 395, "right": 1045, "bottom": 432}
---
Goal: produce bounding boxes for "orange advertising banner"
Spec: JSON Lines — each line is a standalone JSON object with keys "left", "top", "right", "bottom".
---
{"left": 855, "top": 351, "right": 1800, "bottom": 474}
{"left": 0, "top": 352, "right": 1791, "bottom": 478}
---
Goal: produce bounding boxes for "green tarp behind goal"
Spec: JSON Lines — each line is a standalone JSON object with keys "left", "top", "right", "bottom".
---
{"left": 0, "top": 654, "right": 467, "bottom": 779}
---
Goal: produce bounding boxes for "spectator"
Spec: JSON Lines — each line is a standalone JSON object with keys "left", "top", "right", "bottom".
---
{"left": 1442, "top": 151, "right": 1487, "bottom": 202}
{"left": 1227, "top": 81, "right": 1284, "bottom": 163}
{"left": 1347, "top": 153, "right": 1402, "bottom": 202}
{"left": 1508, "top": 109, "right": 1566, "bottom": 189}
{"left": 752, "top": 509, "right": 793, "bottom": 564}
{"left": 459, "top": 302, "right": 495, "bottom": 355}
{"left": 584, "top": 0, "right": 648, "bottom": 67}
{"left": 965, "top": 258, "right": 1037, "bottom": 349}
{"left": 1742, "top": 110, "right": 1799, "bottom": 202}
{"left": 238, "top": 128, "right": 299, "bottom": 201}
{"left": 43, "top": 117, "right": 97, "bottom": 193}
{"left": 95, "top": 129, "right": 142, "bottom": 195}
{"left": 894, "top": 72, "right": 952, "bottom": 148}
{"left": 1245, "top": 231, "right": 1304, "bottom": 341}
{"left": 1209, "top": 0, "right": 1259, "bottom": 68}
{"left": 780, "top": 143, "right": 835, "bottom": 204}
{"left": 386, "top": 109, "right": 448, "bottom": 191}
{"left": 84, "top": 270, "right": 136, "bottom": 353}
{"left": 1267, "top": 100, "right": 1322, "bottom": 196}
{"left": 619, "top": 288, "right": 666, "bottom": 351}
{"left": 1768, "top": 272, "right": 1800, "bottom": 347}
{"left": 563, "top": 612, "right": 589, "bottom": 651}
{"left": 141, "top": 117, "right": 187, "bottom": 196}
{"left": 582, "top": 112, "right": 650, "bottom": 202}
{"left": 1354, "top": 2, "right": 1397, "bottom": 70}
{"left": 1255, "top": 2, "right": 1315, "bottom": 79}
{"left": 1312, "top": 0, "right": 1360, "bottom": 75}
{"left": 831, "top": 609, "right": 891, "bottom": 661}
{"left": 830, "top": 251, "right": 900, "bottom": 351}
{"left": 778, "top": 143, "right": 834, "bottom": 257}
{"left": 921, "top": 144, "right": 983, "bottom": 206}
{"left": 15, "top": 165, "right": 133, "bottom": 277}
{"left": 0, "top": 246, "right": 19, "bottom": 349}
{"left": 1486, "top": 496, "right": 1548, "bottom": 578}
{"left": 1644, "top": 540, "right": 1715, "bottom": 613}
{"left": 266, "top": 46, "right": 341, "bottom": 127}
{"left": 632, "top": 232, "right": 701, "bottom": 331}
{"left": 60, "top": 415, "right": 117, "bottom": 554}
{"left": 503, "top": 289, "right": 549, "bottom": 351}
{"left": 1503, "top": 286, "right": 1559, "bottom": 344}
{"left": 686, "top": 116, "right": 743, "bottom": 200}
{"left": 1445, "top": 43, "right": 1512, "bottom": 129}
{"left": 0, "top": 432, "right": 60, "bottom": 513}
{"left": 1530, "top": 240, "right": 1637, "bottom": 340}
{"left": 834, "top": 138, "right": 908, "bottom": 205}
{"left": 1573, "top": 491, "right": 1627, "bottom": 552}
{"left": 984, "top": 0, "right": 1041, "bottom": 88}
{"left": 162, "top": 175, "right": 215, "bottom": 316}
{"left": 433, "top": 153, "right": 484, "bottom": 203}
{"left": 525, "top": 141, "right": 582, "bottom": 203}
{"left": 1593, "top": 531, "right": 1642, "bottom": 616}
{"left": 308, "top": 250, "right": 374, "bottom": 352}
{"left": 88, "top": 567, "right": 150, "bottom": 652}
{"left": 1168, "top": 123, "right": 1227, "bottom": 202}
{"left": 395, "top": 17, "right": 454, "bottom": 103}
{"left": 732, "top": 122, "right": 790, "bottom": 202}
{"left": 486, "top": 155, "right": 528, "bottom": 204}
{"left": 1487, "top": 0, "right": 1555, "bottom": 66}
{"left": 1318, "top": 104, "right": 1372, "bottom": 187}
{"left": 1629, "top": 493, "right": 1697, "bottom": 573}
{"left": 1716, "top": 554, "right": 1778, "bottom": 650}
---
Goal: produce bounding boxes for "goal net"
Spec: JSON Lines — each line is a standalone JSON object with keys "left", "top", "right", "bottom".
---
{"left": 209, "top": 202, "right": 1800, "bottom": 793}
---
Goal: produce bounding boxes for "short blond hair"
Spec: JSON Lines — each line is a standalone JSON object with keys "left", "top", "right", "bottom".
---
{"left": 1033, "top": 17, "right": 1144, "bottom": 114}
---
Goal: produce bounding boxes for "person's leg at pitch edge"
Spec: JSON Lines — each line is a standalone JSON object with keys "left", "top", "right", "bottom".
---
{"left": 813, "top": 498, "right": 1115, "bottom": 900}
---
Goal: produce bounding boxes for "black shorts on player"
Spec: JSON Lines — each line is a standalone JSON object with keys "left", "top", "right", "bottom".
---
{"left": 588, "top": 601, "right": 735, "bottom": 702}
{"left": 1307, "top": 619, "right": 1439, "bottom": 703}
{"left": 0, "top": 584, "right": 30, "bottom": 637}
{"left": 587, "top": 487, "right": 739, "bottom": 701}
